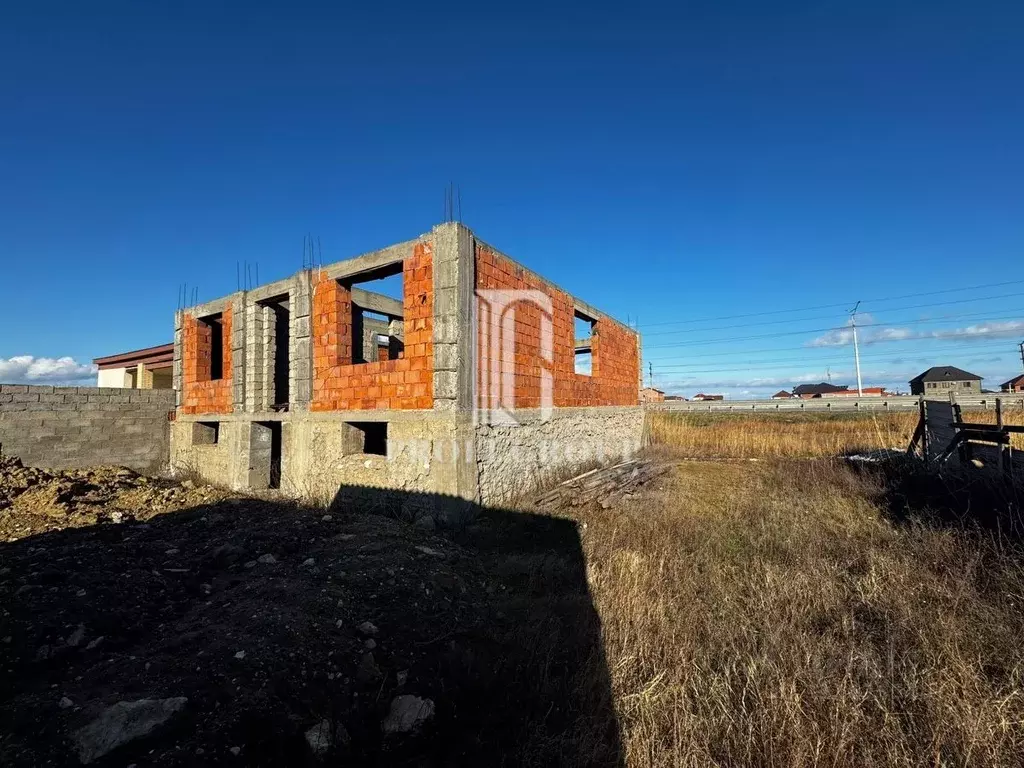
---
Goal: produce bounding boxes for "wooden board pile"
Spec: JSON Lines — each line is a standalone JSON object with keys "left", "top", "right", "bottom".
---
{"left": 533, "top": 459, "right": 669, "bottom": 511}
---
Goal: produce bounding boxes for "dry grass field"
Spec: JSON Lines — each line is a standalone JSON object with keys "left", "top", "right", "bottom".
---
{"left": 646, "top": 409, "right": 1024, "bottom": 458}
{"left": 561, "top": 412, "right": 1024, "bottom": 766}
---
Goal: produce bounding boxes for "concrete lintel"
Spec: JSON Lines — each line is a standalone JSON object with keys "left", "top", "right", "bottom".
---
{"left": 573, "top": 300, "right": 601, "bottom": 322}
{"left": 184, "top": 295, "right": 236, "bottom": 319}
{"left": 321, "top": 239, "right": 421, "bottom": 283}
{"left": 351, "top": 287, "right": 403, "bottom": 318}
{"left": 247, "top": 276, "right": 295, "bottom": 305}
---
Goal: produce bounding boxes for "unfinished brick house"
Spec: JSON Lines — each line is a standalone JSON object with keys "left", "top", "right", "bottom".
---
{"left": 171, "top": 222, "right": 644, "bottom": 509}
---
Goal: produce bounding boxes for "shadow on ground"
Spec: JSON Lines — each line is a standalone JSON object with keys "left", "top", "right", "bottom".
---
{"left": 0, "top": 486, "right": 622, "bottom": 766}
{"left": 849, "top": 456, "right": 1024, "bottom": 539}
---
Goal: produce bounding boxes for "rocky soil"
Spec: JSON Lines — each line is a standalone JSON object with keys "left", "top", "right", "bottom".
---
{"left": 0, "top": 458, "right": 620, "bottom": 766}
{"left": 0, "top": 456, "right": 229, "bottom": 540}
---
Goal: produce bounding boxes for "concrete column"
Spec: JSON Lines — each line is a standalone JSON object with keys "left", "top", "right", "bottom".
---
{"left": 244, "top": 300, "right": 261, "bottom": 412}
{"left": 231, "top": 295, "right": 247, "bottom": 412}
{"left": 431, "top": 223, "right": 476, "bottom": 412}
{"left": 636, "top": 332, "right": 644, "bottom": 401}
{"left": 290, "top": 271, "right": 313, "bottom": 411}
{"left": 431, "top": 223, "right": 479, "bottom": 504}
{"left": 136, "top": 362, "right": 153, "bottom": 390}
{"left": 244, "top": 302, "right": 276, "bottom": 412}
{"left": 173, "top": 310, "right": 184, "bottom": 407}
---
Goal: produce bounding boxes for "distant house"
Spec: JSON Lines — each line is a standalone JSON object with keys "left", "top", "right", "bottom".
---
{"left": 821, "top": 387, "right": 888, "bottom": 398}
{"left": 692, "top": 393, "right": 724, "bottom": 401}
{"left": 771, "top": 390, "right": 794, "bottom": 400}
{"left": 93, "top": 343, "right": 174, "bottom": 389}
{"left": 640, "top": 387, "right": 665, "bottom": 403}
{"left": 1001, "top": 374, "right": 1024, "bottom": 393}
{"left": 792, "top": 383, "right": 849, "bottom": 399}
{"left": 909, "top": 367, "right": 982, "bottom": 396}
{"left": 664, "top": 395, "right": 686, "bottom": 401}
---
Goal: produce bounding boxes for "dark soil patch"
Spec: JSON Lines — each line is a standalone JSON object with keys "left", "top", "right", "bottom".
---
{"left": 0, "top": 462, "right": 621, "bottom": 766}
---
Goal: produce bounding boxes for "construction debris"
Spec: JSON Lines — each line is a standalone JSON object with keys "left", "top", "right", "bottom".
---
{"left": 533, "top": 459, "right": 670, "bottom": 510}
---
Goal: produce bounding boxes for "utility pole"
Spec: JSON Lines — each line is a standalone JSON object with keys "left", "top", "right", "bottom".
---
{"left": 1019, "top": 340, "right": 1024, "bottom": 371}
{"left": 649, "top": 362, "right": 654, "bottom": 389}
{"left": 850, "top": 301, "right": 863, "bottom": 396}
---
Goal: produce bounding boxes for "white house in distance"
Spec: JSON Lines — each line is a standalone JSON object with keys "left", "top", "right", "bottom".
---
{"left": 92, "top": 343, "right": 174, "bottom": 389}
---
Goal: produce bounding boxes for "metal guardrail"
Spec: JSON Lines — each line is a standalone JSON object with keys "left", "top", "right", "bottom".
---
{"left": 651, "top": 395, "right": 1024, "bottom": 413}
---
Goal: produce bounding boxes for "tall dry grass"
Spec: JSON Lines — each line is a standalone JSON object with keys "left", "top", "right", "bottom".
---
{"left": 646, "top": 410, "right": 1024, "bottom": 458}
{"left": 572, "top": 459, "right": 1024, "bottom": 767}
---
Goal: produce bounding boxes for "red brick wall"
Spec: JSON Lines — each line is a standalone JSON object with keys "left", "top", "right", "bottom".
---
{"left": 476, "top": 247, "right": 639, "bottom": 409}
{"left": 181, "top": 306, "right": 234, "bottom": 415}
{"left": 311, "top": 242, "right": 434, "bottom": 411}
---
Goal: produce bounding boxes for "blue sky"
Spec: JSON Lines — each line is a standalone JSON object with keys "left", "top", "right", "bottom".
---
{"left": 1, "top": 1, "right": 1022, "bottom": 395}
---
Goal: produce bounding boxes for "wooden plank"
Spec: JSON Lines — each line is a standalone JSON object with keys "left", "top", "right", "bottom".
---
{"left": 953, "top": 422, "right": 1024, "bottom": 434}
{"left": 959, "top": 430, "right": 1010, "bottom": 444}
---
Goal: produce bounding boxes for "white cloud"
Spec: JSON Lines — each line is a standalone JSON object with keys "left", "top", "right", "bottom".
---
{"left": 0, "top": 355, "right": 97, "bottom": 384}
{"left": 873, "top": 327, "right": 913, "bottom": 342}
{"left": 807, "top": 328, "right": 855, "bottom": 347}
{"left": 930, "top": 320, "right": 1024, "bottom": 340}
{"left": 807, "top": 318, "right": 1024, "bottom": 348}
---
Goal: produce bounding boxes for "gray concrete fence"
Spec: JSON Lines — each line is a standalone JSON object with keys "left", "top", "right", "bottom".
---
{"left": 0, "top": 385, "right": 175, "bottom": 472}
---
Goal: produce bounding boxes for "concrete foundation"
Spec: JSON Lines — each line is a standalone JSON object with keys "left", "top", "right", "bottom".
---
{"left": 475, "top": 407, "right": 645, "bottom": 506}
{"left": 172, "top": 405, "right": 644, "bottom": 509}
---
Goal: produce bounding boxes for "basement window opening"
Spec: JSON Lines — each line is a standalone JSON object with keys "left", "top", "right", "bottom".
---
{"left": 348, "top": 421, "right": 388, "bottom": 457}
{"left": 574, "top": 310, "right": 596, "bottom": 376}
{"left": 193, "top": 421, "right": 220, "bottom": 445}
{"left": 268, "top": 422, "right": 282, "bottom": 489}
{"left": 198, "top": 313, "right": 224, "bottom": 381}
{"left": 251, "top": 422, "right": 283, "bottom": 490}
{"left": 345, "top": 263, "right": 405, "bottom": 366}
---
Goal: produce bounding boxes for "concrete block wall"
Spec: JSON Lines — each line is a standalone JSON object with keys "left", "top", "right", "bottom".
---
{"left": 0, "top": 385, "right": 174, "bottom": 472}
{"left": 290, "top": 272, "right": 313, "bottom": 410}
{"left": 244, "top": 301, "right": 275, "bottom": 412}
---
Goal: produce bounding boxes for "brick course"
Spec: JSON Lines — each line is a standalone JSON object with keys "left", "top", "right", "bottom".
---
{"left": 476, "top": 247, "right": 639, "bottom": 409}
{"left": 311, "top": 242, "right": 435, "bottom": 411}
{"left": 181, "top": 306, "right": 234, "bottom": 415}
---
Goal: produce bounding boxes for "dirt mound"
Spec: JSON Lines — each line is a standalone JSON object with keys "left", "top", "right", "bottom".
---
{"left": 0, "top": 456, "right": 227, "bottom": 541}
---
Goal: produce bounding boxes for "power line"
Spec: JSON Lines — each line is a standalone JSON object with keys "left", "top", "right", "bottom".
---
{"left": 648, "top": 340, "right": 1012, "bottom": 371}
{"left": 653, "top": 352, "right": 1013, "bottom": 377}
{"left": 652, "top": 342, "right": 1016, "bottom": 375}
{"left": 644, "top": 335, "right": 1015, "bottom": 363}
{"left": 636, "top": 278, "right": 1024, "bottom": 329}
{"left": 639, "top": 291, "right": 1024, "bottom": 337}
{"left": 644, "top": 311, "right": 1023, "bottom": 350}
